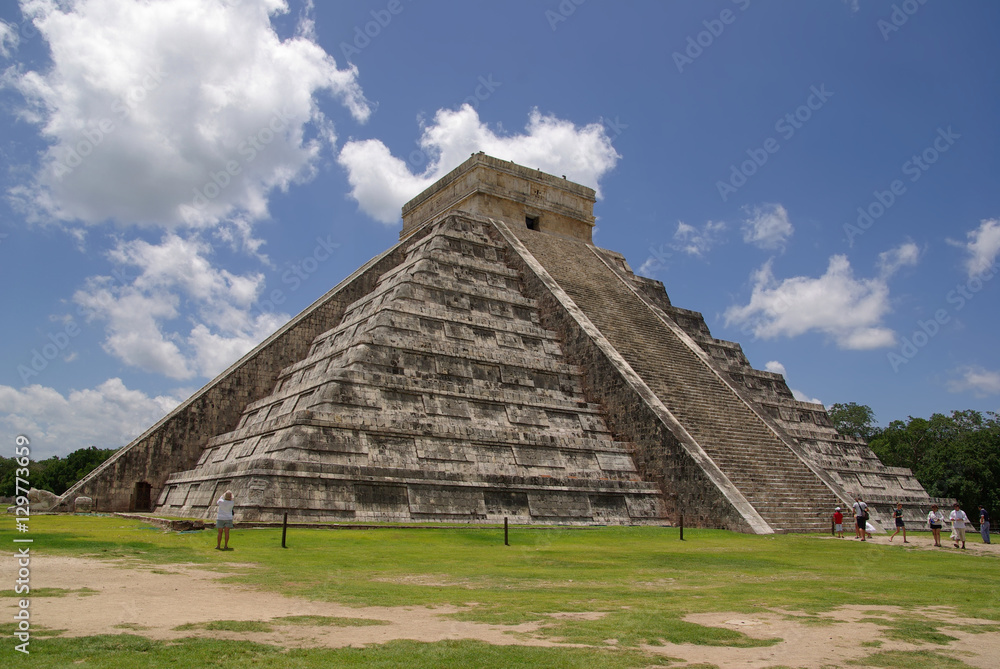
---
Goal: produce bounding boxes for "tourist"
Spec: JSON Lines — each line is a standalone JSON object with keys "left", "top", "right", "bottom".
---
{"left": 980, "top": 505, "right": 991, "bottom": 544}
{"left": 216, "top": 490, "right": 235, "bottom": 550}
{"left": 853, "top": 497, "right": 868, "bottom": 541}
{"left": 833, "top": 506, "right": 844, "bottom": 538}
{"left": 889, "top": 502, "right": 908, "bottom": 543}
{"left": 927, "top": 504, "right": 944, "bottom": 547}
{"left": 949, "top": 503, "right": 970, "bottom": 549}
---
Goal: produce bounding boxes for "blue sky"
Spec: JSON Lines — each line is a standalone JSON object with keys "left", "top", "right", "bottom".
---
{"left": 1, "top": 0, "right": 998, "bottom": 459}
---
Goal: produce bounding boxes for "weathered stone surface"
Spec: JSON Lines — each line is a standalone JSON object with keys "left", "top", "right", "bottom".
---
{"left": 73, "top": 496, "right": 93, "bottom": 513}
{"left": 57, "top": 153, "right": 945, "bottom": 532}
{"left": 29, "top": 488, "right": 59, "bottom": 511}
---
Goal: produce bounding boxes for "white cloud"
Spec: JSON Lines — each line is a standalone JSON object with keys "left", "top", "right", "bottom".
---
{"left": 0, "top": 19, "right": 19, "bottom": 57}
{"left": 954, "top": 218, "right": 1000, "bottom": 278}
{"left": 672, "top": 220, "right": 726, "bottom": 258}
{"left": 946, "top": 366, "right": 1000, "bottom": 397}
{"left": 74, "top": 233, "right": 288, "bottom": 378}
{"left": 877, "top": 241, "right": 920, "bottom": 278}
{"left": 790, "top": 388, "right": 823, "bottom": 404}
{"left": 188, "top": 313, "right": 285, "bottom": 378}
{"left": 763, "top": 360, "right": 821, "bottom": 404}
{"left": 764, "top": 360, "right": 787, "bottom": 375}
{"left": 724, "top": 254, "right": 898, "bottom": 350}
{"left": 0, "top": 378, "right": 181, "bottom": 459}
{"left": 742, "top": 203, "right": 793, "bottom": 251}
{"left": 7, "top": 0, "right": 369, "bottom": 228}
{"left": 338, "top": 105, "right": 620, "bottom": 224}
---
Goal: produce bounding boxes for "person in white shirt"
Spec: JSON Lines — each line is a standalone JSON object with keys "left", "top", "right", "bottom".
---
{"left": 216, "top": 490, "right": 235, "bottom": 551}
{"left": 926, "top": 504, "right": 944, "bottom": 547}
{"left": 949, "top": 503, "right": 970, "bottom": 549}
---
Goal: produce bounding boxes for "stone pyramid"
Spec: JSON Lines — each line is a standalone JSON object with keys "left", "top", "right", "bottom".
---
{"left": 59, "top": 154, "right": 949, "bottom": 532}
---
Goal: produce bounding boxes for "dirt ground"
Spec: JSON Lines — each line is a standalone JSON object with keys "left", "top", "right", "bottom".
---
{"left": 3, "top": 537, "right": 998, "bottom": 667}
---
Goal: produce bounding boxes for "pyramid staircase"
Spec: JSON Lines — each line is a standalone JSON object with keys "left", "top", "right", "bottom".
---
{"left": 504, "top": 225, "right": 844, "bottom": 532}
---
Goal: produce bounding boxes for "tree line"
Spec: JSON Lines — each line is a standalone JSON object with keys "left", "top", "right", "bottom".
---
{"left": 0, "top": 446, "right": 115, "bottom": 497}
{"left": 828, "top": 402, "right": 1000, "bottom": 515}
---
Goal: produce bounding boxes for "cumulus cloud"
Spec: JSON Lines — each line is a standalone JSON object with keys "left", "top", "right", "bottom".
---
{"left": 6, "top": 0, "right": 369, "bottom": 228}
{"left": 877, "top": 241, "right": 920, "bottom": 278}
{"left": 952, "top": 218, "right": 1000, "bottom": 278}
{"left": 725, "top": 253, "right": 900, "bottom": 350}
{"left": 0, "top": 378, "right": 181, "bottom": 459}
{"left": 764, "top": 360, "right": 787, "bottom": 376}
{"left": 946, "top": 366, "right": 1000, "bottom": 397}
{"left": 764, "top": 360, "right": 822, "bottom": 404}
{"left": 742, "top": 203, "right": 793, "bottom": 251}
{"left": 672, "top": 220, "right": 726, "bottom": 258}
{"left": 338, "top": 105, "right": 620, "bottom": 224}
{"left": 74, "top": 233, "right": 287, "bottom": 379}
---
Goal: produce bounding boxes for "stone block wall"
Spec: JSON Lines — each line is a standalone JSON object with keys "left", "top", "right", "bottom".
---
{"left": 56, "top": 231, "right": 426, "bottom": 512}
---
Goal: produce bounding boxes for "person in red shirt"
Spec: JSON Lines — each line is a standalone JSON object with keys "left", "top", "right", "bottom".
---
{"left": 833, "top": 507, "right": 844, "bottom": 538}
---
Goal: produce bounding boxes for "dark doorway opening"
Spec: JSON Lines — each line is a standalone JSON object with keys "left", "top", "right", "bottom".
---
{"left": 525, "top": 215, "right": 539, "bottom": 231}
{"left": 133, "top": 481, "right": 152, "bottom": 511}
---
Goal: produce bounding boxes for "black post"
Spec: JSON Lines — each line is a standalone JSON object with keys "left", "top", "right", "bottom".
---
{"left": 679, "top": 513, "right": 684, "bottom": 541}
{"left": 281, "top": 512, "right": 288, "bottom": 548}
{"left": 504, "top": 517, "right": 509, "bottom": 546}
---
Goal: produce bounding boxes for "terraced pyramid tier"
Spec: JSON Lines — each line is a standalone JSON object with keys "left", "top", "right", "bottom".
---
{"left": 158, "top": 217, "right": 663, "bottom": 523}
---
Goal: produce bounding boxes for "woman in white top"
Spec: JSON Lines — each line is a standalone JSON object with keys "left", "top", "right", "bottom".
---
{"left": 927, "top": 504, "right": 944, "bottom": 547}
{"left": 216, "top": 490, "right": 235, "bottom": 550}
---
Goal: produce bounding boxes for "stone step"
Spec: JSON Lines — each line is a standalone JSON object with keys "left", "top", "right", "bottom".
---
{"left": 517, "top": 228, "right": 842, "bottom": 531}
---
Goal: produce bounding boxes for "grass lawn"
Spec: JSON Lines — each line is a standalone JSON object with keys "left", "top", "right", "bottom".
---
{"left": 3, "top": 515, "right": 998, "bottom": 667}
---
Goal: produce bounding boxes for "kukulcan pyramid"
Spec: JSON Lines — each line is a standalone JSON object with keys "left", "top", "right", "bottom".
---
{"left": 58, "top": 154, "right": 950, "bottom": 532}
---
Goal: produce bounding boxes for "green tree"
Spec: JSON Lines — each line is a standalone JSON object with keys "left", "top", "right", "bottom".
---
{"left": 869, "top": 410, "right": 1000, "bottom": 516}
{"left": 828, "top": 402, "right": 878, "bottom": 441}
{"left": 0, "top": 446, "right": 115, "bottom": 497}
